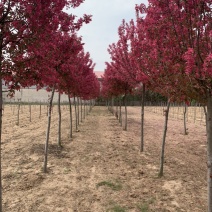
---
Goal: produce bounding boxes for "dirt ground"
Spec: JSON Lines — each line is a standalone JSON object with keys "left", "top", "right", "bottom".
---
{"left": 1, "top": 104, "right": 207, "bottom": 211}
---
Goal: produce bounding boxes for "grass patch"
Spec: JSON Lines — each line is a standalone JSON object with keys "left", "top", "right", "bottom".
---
{"left": 63, "top": 167, "right": 71, "bottom": 174}
{"left": 137, "top": 203, "right": 149, "bottom": 212}
{"left": 136, "top": 198, "right": 155, "bottom": 212}
{"left": 107, "top": 205, "right": 126, "bottom": 212}
{"left": 96, "top": 180, "right": 122, "bottom": 191}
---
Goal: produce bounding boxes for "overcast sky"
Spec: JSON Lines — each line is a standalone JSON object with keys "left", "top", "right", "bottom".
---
{"left": 67, "top": 0, "right": 148, "bottom": 71}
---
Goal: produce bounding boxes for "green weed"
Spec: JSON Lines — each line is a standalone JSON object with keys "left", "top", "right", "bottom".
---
{"left": 63, "top": 167, "right": 71, "bottom": 174}
{"left": 137, "top": 203, "right": 149, "bottom": 212}
{"left": 96, "top": 180, "right": 122, "bottom": 191}
{"left": 107, "top": 205, "right": 126, "bottom": 212}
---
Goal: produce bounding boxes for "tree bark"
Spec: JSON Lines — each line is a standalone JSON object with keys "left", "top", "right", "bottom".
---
{"left": 123, "top": 95, "right": 127, "bottom": 131}
{"left": 73, "top": 96, "right": 78, "bottom": 132}
{"left": 84, "top": 100, "right": 86, "bottom": 119}
{"left": 80, "top": 98, "right": 83, "bottom": 122}
{"left": 68, "top": 94, "right": 73, "bottom": 139}
{"left": 86, "top": 100, "right": 88, "bottom": 115}
{"left": 77, "top": 97, "right": 80, "bottom": 125}
{"left": 57, "top": 93, "right": 62, "bottom": 147}
{"left": 140, "top": 84, "right": 145, "bottom": 152}
{"left": 119, "top": 99, "right": 122, "bottom": 126}
{"left": 44, "top": 87, "right": 55, "bottom": 173}
{"left": 46, "top": 104, "right": 48, "bottom": 116}
{"left": 206, "top": 96, "right": 212, "bottom": 212}
{"left": 17, "top": 103, "right": 20, "bottom": 126}
{"left": 204, "top": 106, "right": 207, "bottom": 131}
{"left": 89, "top": 100, "right": 92, "bottom": 112}
{"left": 111, "top": 97, "right": 114, "bottom": 114}
{"left": 158, "top": 100, "right": 171, "bottom": 177}
{"left": 183, "top": 103, "right": 188, "bottom": 135}
{"left": 115, "top": 103, "right": 118, "bottom": 119}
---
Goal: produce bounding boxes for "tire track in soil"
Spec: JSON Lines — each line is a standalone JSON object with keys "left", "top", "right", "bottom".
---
{"left": 65, "top": 106, "right": 155, "bottom": 211}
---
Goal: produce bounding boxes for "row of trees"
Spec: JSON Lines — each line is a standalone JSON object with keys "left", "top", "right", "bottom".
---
{"left": 101, "top": 1, "right": 212, "bottom": 211}
{"left": 0, "top": 1, "right": 100, "bottom": 211}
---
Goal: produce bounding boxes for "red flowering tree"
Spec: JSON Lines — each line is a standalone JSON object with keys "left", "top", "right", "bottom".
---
{"left": 102, "top": 60, "right": 135, "bottom": 131}
{"left": 105, "top": 17, "right": 149, "bottom": 147}
{"left": 137, "top": 0, "right": 212, "bottom": 209}
{"left": 0, "top": 0, "right": 91, "bottom": 209}
{"left": 126, "top": 16, "right": 150, "bottom": 152}
{"left": 56, "top": 47, "right": 100, "bottom": 137}
{"left": 133, "top": 2, "right": 196, "bottom": 176}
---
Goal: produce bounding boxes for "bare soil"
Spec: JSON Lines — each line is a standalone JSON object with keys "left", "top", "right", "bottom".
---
{"left": 2, "top": 105, "right": 207, "bottom": 211}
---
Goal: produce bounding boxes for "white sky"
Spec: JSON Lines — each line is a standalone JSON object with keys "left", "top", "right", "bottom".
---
{"left": 67, "top": 0, "right": 148, "bottom": 71}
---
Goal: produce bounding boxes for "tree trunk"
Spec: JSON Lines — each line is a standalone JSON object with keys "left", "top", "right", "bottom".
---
{"left": 80, "top": 98, "right": 83, "bottom": 122}
{"left": 204, "top": 106, "right": 207, "bottom": 130}
{"left": 77, "top": 97, "right": 80, "bottom": 126}
{"left": 84, "top": 100, "right": 86, "bottom": 119}
{"left": 111, "top": 97, "right": 114, "bottom": 114}
{"left": 86, "top": 100, "right": 88, "bottom": 115}
{"left": 46, "top": 104, "right": 48, "bottom": 116}
{"left": 206, "top": 96, "right": 212, "bottom": 212}
{"left": 123, "top": 95, "right": 127, "bottom": 131}
{"left": 73, "top": 96, "right": 78, "bottom": 132}
{"left": 119, "top": 99, "right": 122, "bottom": 126}
{"left": 58, "top": 93, "right": 62, "bottom": 147}
{"left": 43, "top": 87, "right": 55, "bottom": 173}
{"left": 140, "top": 84, "right": 145, "bottom": 152}
{"left": 183, "top": 103, "right": 188, "bottom": 135}
{"left": 17, "top": 103, "right": 20, "bottom": 126}
{"left": 115, "top": 103, "right": 118, "bottom": 119}
{"left": 0, "top": 79, "right": 3, "bottom": 212}
{"left": 68, "top": 94, "right": 73, "bottom": 139}
{"left": 89, "top": 100, "right": 92, "bottom": 112}
{"left": 158, "top": 100, "right": 171, "bottom": 177}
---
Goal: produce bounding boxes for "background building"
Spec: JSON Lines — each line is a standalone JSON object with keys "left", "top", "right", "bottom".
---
{"left": 2, "top": 71, "right": 104, "bottom": 103}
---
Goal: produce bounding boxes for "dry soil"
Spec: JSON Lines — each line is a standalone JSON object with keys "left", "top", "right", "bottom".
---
{"left": 2, "top": 105, "right": 207, "bottom": 211}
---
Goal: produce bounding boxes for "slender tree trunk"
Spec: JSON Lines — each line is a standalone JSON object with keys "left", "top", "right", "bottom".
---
{"left": 158, "top": 100, "right": 171, "bottom": 177}
{"left": 84, "top": 100, "right": 86, "bottom": 119}
{"left": 68, "top": 94, "right": 73, "bottom": 139}
{"left": 80, "top": 98, "right": 83, "bottom": 122}
{"left": 123, "top": 95, "right": 127, "bottom": 131}
{"left": 206, "top": 96, "right": 212, "bottom": 212}
{"left": 44, "top": 87, "right": 55, "bottom": 173}
{"left": 58, "top": 93, "right": 62, "bottom": 147}
{"left": 119, "top": 99, "right": 122, "bottom": 126}
{"left": 46, "top": 104, "right": 48, "bottom": 116}
{"left": 183, "top": 103, "right": 188, "bottom": 135}
{"left": 111, "top": 97, "right": 114, "bottom": 114}
{"left": 74, "top": 96, "right": 78, "bottom": 132}
{"left": 77, "top": 97, "right": 80, "bottom": 125}
{"left": 0, "top": 78, "right": 3, "bottom": 212}
{"left": 17, "top": 103, "right": 20, "bottom": 126}
{"left": 85, "top": 100, "right": 88, "bottom": 115}
{"left": 204, "top": 106, "right": 207, "bottom": 130}
{"left": 115, "top": 103, "right": 118, "bottom": 119}
{"left": 89, "top": 100, "right": 92, "bottom": 112}
{"left": 140, "top": 84, "right": 145, "bottom": 152}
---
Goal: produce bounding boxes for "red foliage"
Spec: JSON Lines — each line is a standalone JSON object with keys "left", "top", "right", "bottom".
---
{"left": 1, "top": 0, "right": 92, "bottom": 95}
